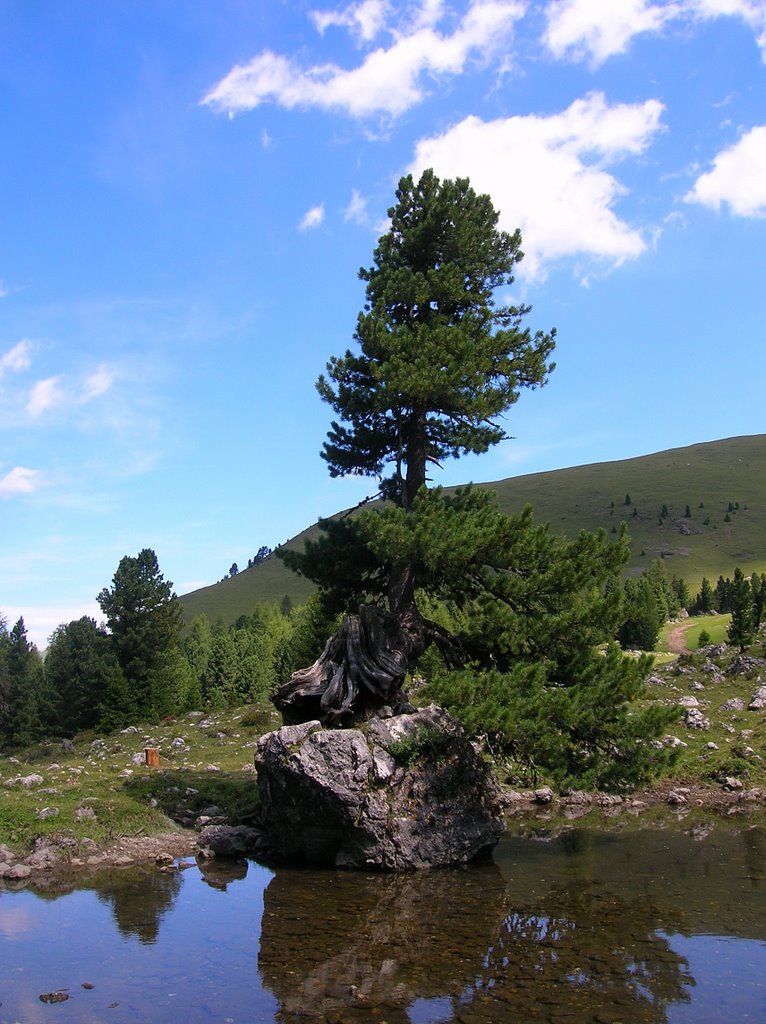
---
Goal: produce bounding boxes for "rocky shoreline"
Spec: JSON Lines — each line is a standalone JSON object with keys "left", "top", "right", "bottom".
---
{"left": 2, "top": 778, "right": 765, "bottom": 891}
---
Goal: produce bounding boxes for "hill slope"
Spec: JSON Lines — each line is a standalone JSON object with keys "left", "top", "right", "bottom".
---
{"left": 180, "top": 434, "right": 766, "bottom": 626}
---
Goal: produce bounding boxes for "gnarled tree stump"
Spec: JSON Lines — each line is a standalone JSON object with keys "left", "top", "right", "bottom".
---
{"left": 272, "top": 604, "right": 420, "bottom": 726}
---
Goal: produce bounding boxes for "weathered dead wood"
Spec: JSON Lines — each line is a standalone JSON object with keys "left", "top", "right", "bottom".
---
{"left": 272, "top": 604, "right": 421, "bottom": 726}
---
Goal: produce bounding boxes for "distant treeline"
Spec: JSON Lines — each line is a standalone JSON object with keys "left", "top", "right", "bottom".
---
{"left": 0, "top": 548, "right": 335, "bottom": 749}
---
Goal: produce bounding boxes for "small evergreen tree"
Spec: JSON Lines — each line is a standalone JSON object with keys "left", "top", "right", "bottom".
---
{"left": 727, "top": 567, "right": 755, "bottom": 650}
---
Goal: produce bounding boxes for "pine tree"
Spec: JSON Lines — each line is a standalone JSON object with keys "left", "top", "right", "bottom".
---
{"left": 278, "top": 169, "right": 555, "bottom": 723}
{"left": 727, "top": 567, "right": 755, "bottom": 650}
{"left": 97, "top": 549, "right": 183, "bottom": 720}
{"left": 276, "top": 169, "right": 676, "bottom": 788}
{"left": 1, "top": 618, "right": 45, "bottom": 747}
{"left": 45, "top": 617, "right": 126, "bottom": 735}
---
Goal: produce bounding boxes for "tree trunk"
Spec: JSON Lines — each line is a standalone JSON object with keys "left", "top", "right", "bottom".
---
{"left": 272, "top": 603, "right": 423, "bottom": 726}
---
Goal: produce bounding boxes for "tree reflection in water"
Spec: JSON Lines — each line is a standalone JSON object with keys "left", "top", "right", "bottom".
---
{"left": 89, "top": 866, "right": 182, "bottom": 945}
{"left": 258, "top": 858, "right": 693, "bottom": 1024}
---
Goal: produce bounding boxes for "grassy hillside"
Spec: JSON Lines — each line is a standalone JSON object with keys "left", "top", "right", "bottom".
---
{"left": 180, "top": 434, "right": 766, "bottom": 627}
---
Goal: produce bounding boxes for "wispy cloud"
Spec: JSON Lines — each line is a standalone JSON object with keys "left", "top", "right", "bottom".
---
{"left": 410, "top": 91, "right": 665, "bottom": 279}
{"left": 299, "top": 203, "right": 326, "bottom": 230}
{"left": 81, "top": 364, "right": 116, "bottom": 401}
{"left": 0, "top": 466, "right": 41, "bottom": 498}
{"left": 685, "top": 125, "right": 766, "bottom": 216}
{"left": 27, "top": 376, "right": 63, "bottom": 417}
{"left": 0, "top": 339, "right": 33, "bottom": 376}
{"left": 311, "top": 0, "right": 391, "bottom": 42}
{"left": 202, "top": 0, "right": 526, "bottom": 120}
{"left": 344, "top": 188, "right": 368, "bottom": 224}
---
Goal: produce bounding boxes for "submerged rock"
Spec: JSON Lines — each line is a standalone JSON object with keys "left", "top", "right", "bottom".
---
{"left": 254, "top": 705, "right": 505, "bottom": 871}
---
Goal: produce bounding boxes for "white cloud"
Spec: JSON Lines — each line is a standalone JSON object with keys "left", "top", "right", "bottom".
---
{"left": 311, "top": 0, "right": 391, "bottom": 42}
{"left": 27, "top": 376, "right": 63, "bottom": 417}
{"left": 202, "top": 1, "right": 526, "bottom": 119}
{"left": 685, "top": 125, "right": 766, "bottom": 215}
{"left": 344, "top": 188, "right": 369, "bottom": 223}
{"left": 544, "top": 0, "right": 677, "bottom": 64}
{"left": 545, "top": 0, "right": 766, "bottom": 64}
{"left": 0, "top": 466, "right": 41, "bottom": 498}
{"left": 409, "top": 92, "right": 664, "bottom": 278}
{"left": 299, "top": 203, "right": 326, "bottom": 230}
{"left": 81, "top": 364, "right": 116, "bottom": 401}
{"left": 0, "top": 339, "right": 32, "bottom": 376}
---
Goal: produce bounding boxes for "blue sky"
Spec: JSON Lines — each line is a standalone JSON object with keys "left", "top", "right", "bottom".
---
{"left": 1, "top": 0, "right": 765, "bottom": 648}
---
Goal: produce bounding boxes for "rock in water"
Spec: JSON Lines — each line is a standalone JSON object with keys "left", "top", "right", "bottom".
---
{"left": 254, "top": 705, "right": 505, "bottom": 871}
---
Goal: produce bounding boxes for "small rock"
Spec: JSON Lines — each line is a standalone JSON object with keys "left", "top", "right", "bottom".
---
{"left": 75, "top": 806, "right": 97, "bottom": 820}
{"left": 35, "top": 807, "right": 59, "bottom": 820}
{"left": 1, "top": 863, "right": 32, "bottom": 879}
{"left": 679, "top": 696, "right": 699, "bottom": 708}
{"left": 667, "top": 791, "right": 687, "bottom": 805}
{"left": 40, "top": 992, "right": 69, "bottom": 1004}
{"left": 155, "top": 852, "right": 174, "bottom": 865}
{"left": 663, "top": 735, "right": 688, "bottom": 749}
{"left": 19, "top": 773, "right": 44, "bottom": 788}
{"left": 704, "top": 741, "right": 719, "bottom": 750}
{"left": 748, "top": 686, "right": 766, "bottom": 711}
{"left": 684, "top": 708, "right": 711, "bottom": 730}
{"left": 720, "top": 697, "right": 745, "bottom": 712}
{"left": 130, "top": 753, "right": 145, "bottom": 765}
{"left": 738, "top": 788, "right": 763, "bottom": 802}
{"left": 722, "top": 777, "right": 744, "bottom": 791}
{"left": 82, "top": 983, "right": 95, "bottom": 990}
{"left": 534, "top": 786, "right": 554, "bottom": 804}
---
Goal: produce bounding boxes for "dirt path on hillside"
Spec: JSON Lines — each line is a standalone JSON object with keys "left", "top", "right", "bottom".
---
{"left": 667, "top": 621, "right": 696, "bottom": 655}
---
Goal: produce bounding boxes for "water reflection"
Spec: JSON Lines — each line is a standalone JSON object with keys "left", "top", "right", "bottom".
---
{"left": 258, "top": 855, "right": 693, "bottom": 1024}
{"left": 89, "top": 866, "right": 182, "bottom": 945}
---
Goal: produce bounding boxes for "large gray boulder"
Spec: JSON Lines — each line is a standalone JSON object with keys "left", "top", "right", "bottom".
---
{"left": 253, "top": 705, "right": 505, "bottom": 871}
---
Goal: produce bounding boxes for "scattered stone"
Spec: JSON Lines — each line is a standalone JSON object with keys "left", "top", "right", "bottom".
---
{"left": 645, "top": 674, "right": 665, "bottom": 687}
{"left": 684, "top": 708, "right": 711, "bottom": 729}
{"left": 170, "top": 737, "right": 187, "bottom": 748}
{"left": 678, "top": 696, "right": 699, "bottom": 708}
{"left": 112, "top": 856, "right": 134, "bottom": 867}
{"left": 197, "top": 824, "right": 264, "bottom": 858}
{"left": 729, "top": 655, "right": 766, "bottom": 676}
{"left": 130, "top": 752, "right": 145, "bottom": 765}
{"left": 19, "top": 773, "right": 44, "bottom": 788}
{"left": 667, "top": 791, "right": 687, "bottom": 805}
{"left": 1, "top": 863, "right": 32, "bottom": 879}
{"left": 719, "top": 697, "right": 745, "bottom": 712}
{"left": 61, "top": 739, "right": 75, "bottom": 753}
{"left": 690, "top": 681, "right": 705, "bottom": 691}
{"left": 738, "top": 788, "right": 763, "bottom": 802}
{"left": 721, "top": 777, "right": 744, "bottom": 791}
{"left": 704, "top": 741, "right": 719, "bottom": 750}
{"left": 562, "top": 791, "right": 593, "bottom": 805}
{"left": 35, "top": 807, "right": 59, "bottom": 820}
{"left": 205, "top": 764, "right": 220, "bottom": 772}
{"left": 534, "top": 786, "right": 555, "bottom": 804}
{"left": 82, "top": 983, "right": 95, "bottom": 990}
{"left": 597, "top": 794, "right": 623, "bottom": 807}
{"left": 121, "top": 725, "right": 139, "bottom": 734}
{"left": 75, "top": 806, "right": 97, "bottom": 820}
{"left": 748, "top": 686, "right": 766, "bottom": 711}
{"left": 40, "top": 992, "right": 69, "bottom": 1004}
{"left": 662, "top": 735, "right": 688, "bottom": 749}
{"left": 155, "top": 852, "right": 174, "bottom": 865}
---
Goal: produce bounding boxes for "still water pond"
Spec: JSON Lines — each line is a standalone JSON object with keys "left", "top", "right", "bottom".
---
{"left": 2, "top": 822, "right": 766, "bottom": 1024}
